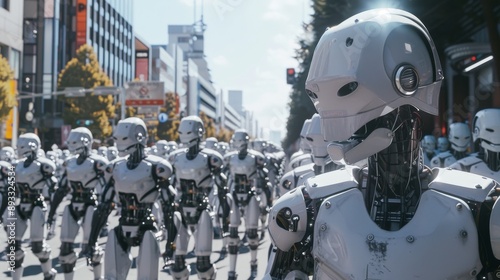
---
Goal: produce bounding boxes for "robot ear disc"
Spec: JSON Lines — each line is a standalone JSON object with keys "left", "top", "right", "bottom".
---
{"left": 136, "top": 133, "right": 143, "bottom": 141}
{"left": 395, "top": 65, "right": 419, "bottom": 95}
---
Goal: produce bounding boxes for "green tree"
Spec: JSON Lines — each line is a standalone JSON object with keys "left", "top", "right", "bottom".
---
{"left": 157, "top": 92, "right": 180, "bottom": 141}
{"left": 199, "top": 111, "right": 216, "bottom": 138}
{"left": 57, "top": 44, "right": 115, "bottom": 140}
{"left": 0, "top": 55, "right": 15, "bottom": 121}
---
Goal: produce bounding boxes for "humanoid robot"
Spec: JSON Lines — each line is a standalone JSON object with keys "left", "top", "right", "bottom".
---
{"left": 155, "top": 140, "right": 170, "bottom": 159}
{"left": 167, "top": 141, "right": 179, "bottom": 155}
{"left": 251, "top": 138, "right": 276, "bottom": 214}
{"left": 288, "top": 119, "right": 313, "bottom": 171}
{"left": 47, "top": 127, "right": 109, "bottom": 280}
{"left": 11, "top": 133, "right": 57, "bottom": 279}
{"left": 106, "top": 146, "right": 119, "bottom": 162}
{"left": 278, "top": 114, "right": 342, "bottom": 196}
{"left": 449, "top": 109, "right": 500, "bottom": 183}
{"left": 0, "top": 146, "right": 16, "bottom": 226}
{"left": 224, "top": 129, "right": 268, "bottom": 279}
{"left": 421, "top": 134, "right": 437, "bottom": 166}
{"left": 430, "top": 122, "right": 471, "bottom": 168}
{"left": 83, "top": 117, "right": 173, "bottom": 280}
{"left": 436, "top": 136, "right": 450, "bottom": 154}
{"left": 265, "top": 8, "right": 500, "bottom": 279}
{"left": 168, "top": 116, "right": 227, "bottom": 280}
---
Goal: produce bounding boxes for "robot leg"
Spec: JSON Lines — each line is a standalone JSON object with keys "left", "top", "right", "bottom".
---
{"left": 104, "top": 227, "right": 132, "bottom": 280}
{"left": 194, "top": 210, "right": 216, "bottom": 280}
{"left": 228, "top": 197, "right": 242, "bottom": 279}
{"left": 245, "top": 196, "right": 261, "bottom": 277}
{"left": 10, "top": 213, "right": 27, "bottom": 280}
{"left": 152, "top": 200, "right": 164, "bottom": 240}
{"left": 170, "top": 211, "right": 191, "bottom": 279}
{"left": 59, "top": 206, "right": 81, "bottom": 279}
{"left": 30, "top": 206, "right": 56, "bottom": 280}
{"left": 81, "top": 206, "right": 103, "bottom": 279}
{"left": 136, "top": 230, "right": 160, "bottom": 280}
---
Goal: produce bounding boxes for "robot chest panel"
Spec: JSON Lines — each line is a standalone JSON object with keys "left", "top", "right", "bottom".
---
{"left": 66, "top": 159, "right": 97, "bottom": 187}
{"left": 15, "top": 161, "right": 44, "bottom": 189}
{"left": 174, "top": 155, "right": 211, "bottom": 187}
{"left": 312, "top": 188, "right": 481, "bottom": 280}
{"left": 230, "top": 156, "right": 256, "bottom": 177}
{"left": 113, "top": 162, "right": 157, "bottom": 202}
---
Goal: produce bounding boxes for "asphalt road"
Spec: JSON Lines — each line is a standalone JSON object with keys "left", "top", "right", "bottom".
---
{"left": 0, "top": 200, "right": 273, "bottom": 279}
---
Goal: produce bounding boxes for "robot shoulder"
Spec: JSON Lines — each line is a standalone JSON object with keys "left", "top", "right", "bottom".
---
{"left": 89, "top": 154, "right": 110, "bottom": 171}
{"left": 37, "top": 157, "right": 57, "bottom": 173}
{"left": 145, "top": 155, "right": 173, "bottom": 179}
{"left": 304, "top": 165, "right": 360, "bottom": 200}
{"left": 223, "top": 151, "right": 237, "bottom": 162}
{"left": 106, "top": 157, "right": 127, "bottom": 173}
{"left": 448, "top": 155, "right": 483, "bottom": 171}
{"left": 429, "top": 167, "right": 495, "bottom": 202}
{"left": 168, "top": 148, "right": 186, "bottom": 163}
{"left": 279, "top": 169, "right": 296, "bottom": 192}
{"left": 201, "top": 149, "right": 223, "bottom": 168}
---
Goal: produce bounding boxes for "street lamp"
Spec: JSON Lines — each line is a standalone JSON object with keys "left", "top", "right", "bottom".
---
{"left": 94, "top": 86, "right": 126, "bottom": 121}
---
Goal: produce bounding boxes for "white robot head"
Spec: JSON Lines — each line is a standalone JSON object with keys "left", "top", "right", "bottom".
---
{"left": 305, "top": 9, "right": 442, "bottom": 164}
{"left": 98, "top": 146, "right": 108, "bottom": 158}
{"left": 231, "top": 129, "right": 250, "bottom": 152}
{"left": 167, "top": 141, "right": 178, "bottom": 153}
{"left": 46, "top": 150, "right": 58, "bottom": 163}
{"left": 305, "top": 114, "right": 330, "bottom": 166}
{"left": 448, "top": 123, "right": 471, "bottom": 152}
{"left": 107, "top": 146, "right": 119, "bottom": 161}
{"left": 421, "top": 135, "right": 437, "bottom": 155}
{"left": 17, "top": 133, "right": 41, "bottom": 159}
{"left": 178, "top": 116, "right": 204, "bottom": 148}
{"left": 436, "top": 137, "right": 449, "bottom": 153}
{"left": 252, "top": 138, "right": 268, "bottom": 153}
{"left": 156, "top": 140, "right": 169, "bottom": 156}
{"left": 217, "top": 141, "right": 229, "bottom": 155}
{"left": 472, "top": 108, "right": 500, "bottom": 153}
{"left": 205, "top": 137, "right": 218, "bottom": 150}
{"left": 66, "top": 127, "right": 93, "bottom": 155}
{"left": 0, "top": 147, "right": 16, "bottom": 163}
{"left": 113, "top": 117, "right": 148, "bottom": 157}
{"left": 299, "top": 119, "right": 312, "bottom": 154}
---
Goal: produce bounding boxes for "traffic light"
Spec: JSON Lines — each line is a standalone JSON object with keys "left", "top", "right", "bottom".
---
{"left": 286, "top": 68, "right": 296, "bottom": 85}
{"left": 76, "top": 119, "right": 94, "bottom": 126}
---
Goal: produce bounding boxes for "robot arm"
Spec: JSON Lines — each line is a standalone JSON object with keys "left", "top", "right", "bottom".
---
{"left": 210, "top": 152, "right": 230, "bottom": 234}
{"left": 47, "top": 172, "right": 71, "bottom": 228}
{"left": 40, "top": 158, "right": 58, "bottom": 199}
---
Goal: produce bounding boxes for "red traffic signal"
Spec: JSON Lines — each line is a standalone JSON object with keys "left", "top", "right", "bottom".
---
{"left": 286, "top": 68, "right": 296, "bottom": 84}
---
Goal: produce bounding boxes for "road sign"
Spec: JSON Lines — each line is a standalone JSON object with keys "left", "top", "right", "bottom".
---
{"left": 158, "top": 113, "right": 168, "bottom": 123}
{"left": 125, "top": 81, "right": 164, "bottom": 106}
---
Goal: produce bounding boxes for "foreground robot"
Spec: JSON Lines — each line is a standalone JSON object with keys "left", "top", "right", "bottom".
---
{"left": 12, "top": 133, "right": 57, "bottom": 279}
{"left": 84, "top": 117, "right": 173, "bottom": 280}
{"left": 430, "top": 122, "right": 471, "bottom": 168}
{"left": 265, "top": 8, "right": 500, "bottom": 279}
{"left": 48, "top": 127, "right": 109, "bottom": 280}
{"left": 224, "top": 129, "right": 268, "bottom": 279}
{"left": 168, "top": 116, "right": 227, "bottom": 280}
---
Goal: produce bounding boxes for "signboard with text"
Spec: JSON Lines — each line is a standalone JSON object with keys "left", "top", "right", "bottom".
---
{"left": 125, "top": 81, "right": 164, "bottom": 106}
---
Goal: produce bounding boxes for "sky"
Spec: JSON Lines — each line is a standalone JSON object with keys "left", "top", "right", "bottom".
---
{"left": 133, "top": 0, "right": 313, "bottom": 141}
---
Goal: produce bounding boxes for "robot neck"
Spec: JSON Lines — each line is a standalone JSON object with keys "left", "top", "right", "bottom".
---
{"left": 127, "top": 144, "right": 146, "bottom": 169}
{"left": 23, "top": 154, "right": 35, "bottom": 168}
{"left": 452, "top": 149, "right": 467, "bottom": 161}
{"left": 238, "top": 149, "right": 248, "bottom": 160}
{"left": 186, "top": 143, "right": 200, "bottom": 160}
{"left": 77, "top": 149, "right": 89, "bottom": 165}
{"left": 481, "top": 149, "right": 500, "bottom": 172}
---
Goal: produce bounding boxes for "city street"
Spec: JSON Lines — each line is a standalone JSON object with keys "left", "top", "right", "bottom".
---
{"left": 0, "top": 200, "right": 272, "bottom": 279}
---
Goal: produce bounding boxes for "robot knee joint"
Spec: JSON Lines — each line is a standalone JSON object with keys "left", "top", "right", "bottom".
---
{"left": 196, "top": 256, "right": 212, "bottom": 273}
{"left": 229, "top": 227, "right": 239, "bottom": 238}
{"left": 59, "top": 251, "right": 77, "bottom": 273}
{"left": 13, "top": 250, "right": 25, "bottom": 269}
{"left": 246, "top": 228, "right": 258, "bottom": 240}
{"left": 197, "top": 263, "right": 216, "bottom": 280}
{"left": 60, "top": 242, "right": 74, "bottom": 255}
{"left": 31, "top": 241, "right": 51, "bottom": 262}
{"left": 228, "top": 244, "right": 239, "bottom": 255}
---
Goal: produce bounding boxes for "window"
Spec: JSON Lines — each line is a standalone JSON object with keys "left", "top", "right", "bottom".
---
{"left": 0, "top": 0, "right": 9, "bottom": 10}
{"left": 178, "top": 37, "right": 190, "bottom": 43}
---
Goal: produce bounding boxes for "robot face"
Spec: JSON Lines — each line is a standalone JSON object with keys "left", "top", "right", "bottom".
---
{"left": 437, "top": 137, "right": 449, "bottom": 152}
{"left": 299, "top": 119, "right": 312, "bottom": 153}
{"left": 448, "top": 123, "right": 471, "bottom": 152}
{"left": 178, "top": 116, "right": 204, "bottom": 148}
{"left": 305, "top": 8, "right": 442, "bottom": 143}
{"left": 421, "top": 135, "right": 437, "bottom": 154}
{"left": 155, "top": 140, "right": 169, "bottom": 155}
{"left": 98, "top": 146, "right": 108, "bottom": 157}
{"left": 305, "top": 114, "right": 329, "bottom": 165}
{"left": 46, "top": 151, "right": 57, "bottom": 163}
{"left": 107, "top": 146, "right": 118, "bottom": 161}
{"left": 0, "top": 147, "right": 15, "bottom": 163}
{"left": 231, "top": 130, "right": 249, "bottom": 152}
{"left": 204, "top": 137, "right": 218, "bottom": 150}
{"left": 252, "top": 139, "right": 268, "bottom": 153}
{"left": 66, "top": 127, "right": 93, "bottom": 155}
{"left": 113, "top": 117, "right": 148, "bottom": 156}
{"left": 473, "top": 109, "right": 500, "bottom": 153}
{"left": 17, "top": 133, "right": 41, "bottom": 158}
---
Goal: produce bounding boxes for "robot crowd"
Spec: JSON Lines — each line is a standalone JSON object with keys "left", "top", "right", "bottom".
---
{"left": 2, "top": 7, "right": 500, "bottom": 280}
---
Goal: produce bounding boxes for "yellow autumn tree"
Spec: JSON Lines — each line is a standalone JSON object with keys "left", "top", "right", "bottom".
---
{"left": 199, "top": 111, "right": 216, "bottom": 138}
{"left": 0, "top": 55, "right": 15, "bottom": 121}
{"left": 57, "top": 44, "right": 115, "bottom": 140}
{"left": 157, "top": 92, "right": 180, "bottom": 141}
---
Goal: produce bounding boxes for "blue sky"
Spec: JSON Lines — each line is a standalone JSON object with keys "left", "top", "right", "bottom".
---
{"left": 133, "top": 0, "right": 312, "bottom": 140}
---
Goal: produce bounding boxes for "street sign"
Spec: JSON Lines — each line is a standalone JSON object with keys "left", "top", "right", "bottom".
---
{"left": 158, "top": 113, "right": 168, "bottom": 123}
{"left": 125, "top": 81, "right": 164, "bottom": 106}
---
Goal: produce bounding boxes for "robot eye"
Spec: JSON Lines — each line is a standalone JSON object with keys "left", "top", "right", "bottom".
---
{"left": 337, "top": 82, "right": 358, "bottom": 97}
{"left": 306, "top": 137, "right": 313, "bottom": 142}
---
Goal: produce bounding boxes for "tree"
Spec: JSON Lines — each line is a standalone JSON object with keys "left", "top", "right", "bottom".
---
{"left": 157, "top": 92, "right": 180, "bottom": 141}
{"left": 0, "top": 55, "right": 15, "bottom": 121}
{"left": 216, "top": 127, "right": 233, "bottom": 143}
{"left": 57, "top": 44, "right": 115, "bottom": 140}
{"left": 199, "top": 111, "right": 216, "bottom": 138}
